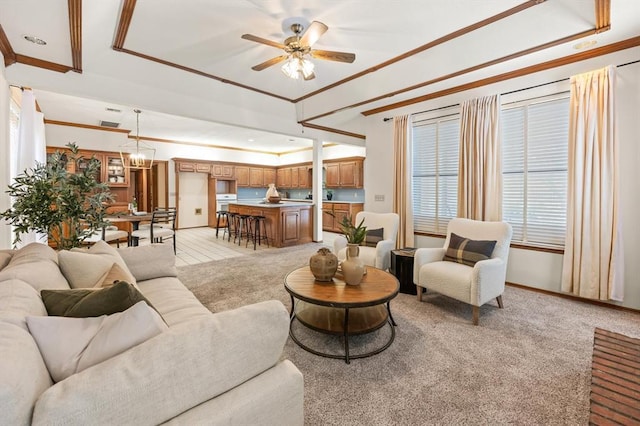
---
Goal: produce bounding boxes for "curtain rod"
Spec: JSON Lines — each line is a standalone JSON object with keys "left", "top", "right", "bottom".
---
{"left": 382, "top": 58, "right": 640, "bottom": 122}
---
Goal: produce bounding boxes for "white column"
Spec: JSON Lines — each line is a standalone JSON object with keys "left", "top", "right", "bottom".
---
{"left": 312, "top": 139, "right": 323, "bottom": 241}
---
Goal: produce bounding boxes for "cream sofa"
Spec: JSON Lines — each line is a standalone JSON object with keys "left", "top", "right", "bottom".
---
{"left": 0, "top": 242, "right": 303, "bottom": 426}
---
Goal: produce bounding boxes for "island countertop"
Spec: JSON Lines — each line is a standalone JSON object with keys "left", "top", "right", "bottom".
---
{"left": 229, "top": 200, "right": 315, "bottom": 208}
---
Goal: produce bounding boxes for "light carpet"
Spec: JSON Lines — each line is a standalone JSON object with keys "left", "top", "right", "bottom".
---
{"left": 178, "top": 243, "right": 640, "bottom": 425}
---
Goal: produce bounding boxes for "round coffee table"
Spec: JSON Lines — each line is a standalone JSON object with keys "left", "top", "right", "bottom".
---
{"left": 284, "top": 266, "right": 399, "bottom": 364}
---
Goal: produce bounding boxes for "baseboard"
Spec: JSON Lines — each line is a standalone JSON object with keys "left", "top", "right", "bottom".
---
{"left": 505, "top": 282, "right": 639, "bottom": 313}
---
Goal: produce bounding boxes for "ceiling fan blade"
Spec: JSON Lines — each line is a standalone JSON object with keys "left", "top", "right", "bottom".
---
{"left": 251, "top": 55, "right": 288, "bottom": 71}
{"left": 299, "top": 21, "right": 328, "bottom": 47}
{"left": 241, "top": 34, "right": 286, "bottom": 50}
{"left": 310, "top": 49, "right": 356, "bottom": 63}
{"left": 303, "top": 72, "right": 316, "bottom": 81}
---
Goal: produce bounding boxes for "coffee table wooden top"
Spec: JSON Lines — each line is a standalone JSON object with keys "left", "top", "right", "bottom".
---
{"left": 284, "top": 266, "right": 399, "bottom": 309}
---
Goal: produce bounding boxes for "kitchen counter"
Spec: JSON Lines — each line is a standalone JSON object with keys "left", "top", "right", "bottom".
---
{"left": 229, "top": 200, "right": 314, "bottom": 208}
{"left": 228, "top": 201, "right": 313, "bottom": 248}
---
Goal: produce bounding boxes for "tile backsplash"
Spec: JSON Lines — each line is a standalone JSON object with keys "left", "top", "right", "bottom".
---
{"left": 237, "top": 187, "right": 364, "bottom": 202}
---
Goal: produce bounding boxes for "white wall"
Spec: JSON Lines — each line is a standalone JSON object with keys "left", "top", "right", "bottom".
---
{"left": 279, "top": 144, "right": 366, "bottom": 164}
{"left": 177, "top": 172, "right": 208, "bottom": 228}
{"left": 364, "top": 48, "right": 640, "bottom": 310}
{"left": 0, "top": 63, "right": 10, "bottom": 248}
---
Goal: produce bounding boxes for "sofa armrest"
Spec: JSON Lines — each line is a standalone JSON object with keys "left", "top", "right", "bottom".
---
{"left": 413, "top": 247, "right": 445, "bottom": 284}
{"left": 33, "top": 300, "right": 291, "bottom": 426}
{"left": 374, "top": 239, "right": 396, "bottom": 271}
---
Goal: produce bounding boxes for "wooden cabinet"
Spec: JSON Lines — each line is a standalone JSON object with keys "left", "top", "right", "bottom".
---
{"left": 298, "top": 166, "right": 310, "bottom": 189}
{"left": 177, "top": 161, "right": 211, "bottom": 174}
{"left": 235, "top": 166, "right": 250, "bottom": 187}
{"left": 249, "top": 167, "right": 264, "bottom": 187}
{"left": 324, "top": 159, "right": 363, "bottom": 188}
{"left": 211, "top": 163, "right": 234, "bottom": 178}
{"left": 290, "top": 167, "right": 299, "bottom": 188}
{"left": 263, "top": 168, "right": 276, "bottom": 186}
{"left": 277, "top": 167, "right": 291, "bottom": 188}
{"left": 322, "top": 202, "right": 364, "bottom": 232}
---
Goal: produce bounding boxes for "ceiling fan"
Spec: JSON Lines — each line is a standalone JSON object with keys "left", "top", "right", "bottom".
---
{"left": 241, "top": 21, "right": 356, "bottom": 80}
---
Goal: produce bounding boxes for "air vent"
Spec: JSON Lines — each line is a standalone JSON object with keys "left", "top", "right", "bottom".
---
{"left": 100, "top": 120, "right": 120, "bottom": 128}
{"left": 105, "top": 107, "right": 121, "bottom": 113}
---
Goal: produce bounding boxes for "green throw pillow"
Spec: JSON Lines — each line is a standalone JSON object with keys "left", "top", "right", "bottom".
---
{"left": 41, "top": 281, "right": 155, "bottom": 318}
{"left": 443, "top": 232, "right": 497, "bottom": 266}
{"left": 362, "top": 228, "right": 384, "bottom": 247}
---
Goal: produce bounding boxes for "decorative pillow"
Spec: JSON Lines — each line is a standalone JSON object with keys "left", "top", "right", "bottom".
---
{"left": 117, "top": 243, "right": 177, "bottom": 281}
{"left": 443, "top": 232, "right": 497, "bottom": 266}
{"left": 26, "top": 301, "right": 168, "bottom": 382}
{"left": 0, "top": 243, "right": 69, "bottom": 291}
{"left": 362, "top": 228, "right": 384, "bottom": 247}
{"left": 41, "top": 281, "right": 154, "bottom": 318}
{"left": 60, "top": 240, "right": 136, "bottom": 288}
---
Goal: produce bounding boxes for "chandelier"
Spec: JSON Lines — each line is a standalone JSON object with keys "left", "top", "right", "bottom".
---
{"left": 281, "top": 52, "right": 315, "bottom": 80}
{"left": 119, "top": 109, "right": 155, "bottom": 170}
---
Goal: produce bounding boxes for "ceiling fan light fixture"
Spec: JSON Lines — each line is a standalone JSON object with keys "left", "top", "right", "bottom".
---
{"left": 281, "top": 55, "right": 314, "bottom": 80}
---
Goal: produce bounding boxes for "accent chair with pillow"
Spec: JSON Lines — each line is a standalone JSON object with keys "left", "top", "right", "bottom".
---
{"left": 413, "top": 218, "right": 512, "bottom": 325}
{"left": 333, "top": 211, "right": 399, "bottom": 271}
{"left": 0, "top": 241, "right": 303, "bottom": 425}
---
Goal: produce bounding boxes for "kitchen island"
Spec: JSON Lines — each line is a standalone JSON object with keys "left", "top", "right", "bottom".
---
{"left": 228, "top": 200, "right": 314, "bottom": 248}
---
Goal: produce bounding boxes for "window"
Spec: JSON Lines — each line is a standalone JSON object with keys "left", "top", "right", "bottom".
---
{"left": 502, "top": 96, "right": 569, "bottom": 247}
{"left": 412, "top": 116, "right": 460, "bottom": 234}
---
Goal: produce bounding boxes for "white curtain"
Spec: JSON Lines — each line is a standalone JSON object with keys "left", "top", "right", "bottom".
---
{"left": 457, "top": 94, "right": 502, "bottom": 221}
{"left": 562, "top": 65, "right": 624, "bottom": 301}
{"left": 13, "top": 90, "right": 47, "bottom": 247}
{"left": 393, "top": 115, "right": 414, "bottom": 248}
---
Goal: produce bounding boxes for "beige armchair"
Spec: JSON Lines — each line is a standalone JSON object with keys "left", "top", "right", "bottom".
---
{"left": 334, "top": 211, "right": 399, "bottom": 271}
{"left": 413, "top": 218, "right": 512, "bottom": 325}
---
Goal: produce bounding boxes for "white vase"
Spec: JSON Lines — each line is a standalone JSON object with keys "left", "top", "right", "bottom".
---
{"left": 265, "top": 183, "right": 279, "bottom": 198}
{"left": 342, "top": 244, "right": 365, "bottom": 285}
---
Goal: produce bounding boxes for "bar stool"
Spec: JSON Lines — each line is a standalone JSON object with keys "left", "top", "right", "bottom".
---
{"left": 225, "top": 212, "right": 237, "bottom": 242}
{"left": 234, "top": 214, "right": 251, "bottom": 246}
{"left": 246, "top": 215, "right": 270, "bottom": 250}
{"left": 215, "top": 210, "right": 228, "bottom": 239}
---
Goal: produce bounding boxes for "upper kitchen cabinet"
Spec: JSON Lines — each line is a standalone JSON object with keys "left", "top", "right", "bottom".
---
{"left": 211, "top": 163, "right": 234, "bottom": 179}
{"left": 235, "top": 166, "right": 250, "bottom": 187}
{"left": 277, "top": 167, "right": 291, "bottom": 189}
{"left": 297, "top": 166, "right": 310, "bottom": 189}
{"left": 325, "top": 158, "right": 364, "bottom": 189}
{"left": 263, "top": 168, "right": 276, "bottom": 186}
{"left": 249, "top": 167, "right": 264, "bottom": 187}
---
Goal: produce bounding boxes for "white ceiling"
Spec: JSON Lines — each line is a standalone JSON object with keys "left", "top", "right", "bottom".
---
{"left": 1, "top": 0, "right": 639, "bottom": 154}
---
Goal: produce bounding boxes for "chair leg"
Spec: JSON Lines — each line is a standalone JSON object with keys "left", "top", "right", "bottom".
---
{"left": 472, "top": 306, "right": 480, "bottom": 326}
{"left": 496, "top": 295, "right": 504, "bottom": 309}
{"left": 416, "top": 285, "right": 423, "bottom": 301}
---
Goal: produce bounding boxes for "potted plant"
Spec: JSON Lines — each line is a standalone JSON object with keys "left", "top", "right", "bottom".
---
{"left": 326, "top": 189, "right": 333, "bottom": 200}
{"left": 330, "top": 213, "right": 367, "bottom": 284}
{"left": 0, "top": 143, "right": 114, "bottom": 250}
{"left": 334, "top": 214, "right": 367, "bottom": 245}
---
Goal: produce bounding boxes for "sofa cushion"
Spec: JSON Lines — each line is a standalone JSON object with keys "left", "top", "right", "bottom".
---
{"left": 443, "top": 232, "right": 497, "bottom": 266}
{"left": 41, "top": 280, "right": 153, "bottom": 318}
{"left": 0, "top": 279, "right": 48, "bottom": 331}
{"left": 136, "top": 277, "right": 211, "bottom": 326}
{"left": 27, "top": 301, "right": 168, "bottom": 383}
{"left": 0, "top": 321, "right": 53, "bottom": 426}
{"left": 118, "top": 243, "right": 178, "bottom": 281}
{"left": 59, "top": 249, "right": 135, "bottom": 289}
{"left": 0, "top": 243, "right": 69, "bottom": 291}
{"left": 32, "top": 300, "right": 290, "bottom": 426}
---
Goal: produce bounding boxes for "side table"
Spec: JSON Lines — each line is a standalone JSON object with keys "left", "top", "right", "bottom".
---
{"left": 390, "top": 248, "right": 417, "bottom": 295}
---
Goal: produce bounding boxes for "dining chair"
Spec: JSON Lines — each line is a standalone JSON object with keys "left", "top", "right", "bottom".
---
{"left": 84, "top": 223, "right": 130, "bottom": 248}
{"left": 130, "top": 209, "right": 177, "bottom": 253}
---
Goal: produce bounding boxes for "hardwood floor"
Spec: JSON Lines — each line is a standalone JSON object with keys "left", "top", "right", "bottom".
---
{"left": 136, "top": 227, "right": 338, "bottom": 267}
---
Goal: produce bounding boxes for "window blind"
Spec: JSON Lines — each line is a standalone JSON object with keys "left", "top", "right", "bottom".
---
{"left": 412, "top": 117, "right": 460, "bottom": 234}
{"left": 502, "top": 97, "right": 569, "bottom": 247}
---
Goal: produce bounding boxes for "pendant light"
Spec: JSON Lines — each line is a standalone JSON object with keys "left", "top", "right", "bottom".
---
{"left": 119, "top": 109, "right": 155, "bottom": 169}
